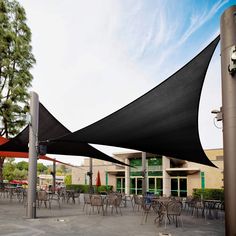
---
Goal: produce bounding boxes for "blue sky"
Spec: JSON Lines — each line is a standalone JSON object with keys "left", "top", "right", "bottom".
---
{"left": 19, "top": 0, "right": 235, "bottom": 165}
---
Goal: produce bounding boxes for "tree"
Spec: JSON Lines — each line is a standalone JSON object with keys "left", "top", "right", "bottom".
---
{"left": 0, "top": 0, "right": 35, "bottom": 186}
{"left": 12, "top": 168, "right": 27, "bottom": 180}
{"left": 37, "top": 163, "right": 47, "bottom": 174}
{"left": 64, "top": 175, "right": 72, "bottom": 186}
{"left": 16, "top": 160, "right": 28, "bottom": 170}
{"left": 2, "top": 158, "right": 16, "bottom": 181}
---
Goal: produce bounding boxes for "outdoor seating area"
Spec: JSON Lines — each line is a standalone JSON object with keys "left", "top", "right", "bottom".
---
{"left": 0, "top": 192, "right": 225, "bottom": 235}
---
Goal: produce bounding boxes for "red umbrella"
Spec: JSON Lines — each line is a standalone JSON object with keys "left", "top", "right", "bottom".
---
{"left": 96, "top": 171, "right": 101, "bottom": 187}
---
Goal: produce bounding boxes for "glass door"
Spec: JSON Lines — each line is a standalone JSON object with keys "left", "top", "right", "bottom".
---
{"left": 137, "top": 178, "right": 142, "bottom": 195}
{"left": 148, "top": 177, "right": 163, "bottom": 195}
{"left": 130, "top": 177, "right": 143, "bottom": 195}
{"left": 156, "top": 178, "right": 163, "bottom": 196}
{"left": 171, "top": 177, "right": 187, "bottom": 197}
{"left": 116, "top": 177, "right": 125, "bottom": 193}
{"left": 148, "top": 178, "right": 155, "bottom": 193}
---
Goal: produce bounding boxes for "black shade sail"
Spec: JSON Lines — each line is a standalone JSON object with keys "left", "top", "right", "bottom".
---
{"left": 53, "top": 36, "right": 220, "bottom": 167}
{"left": 0, "top": 103, "right": 128, "bottom": 166}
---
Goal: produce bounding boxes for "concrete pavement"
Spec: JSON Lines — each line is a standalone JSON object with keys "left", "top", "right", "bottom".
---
{"left": 0, "top": 195, "right": 225, "bottom": 236}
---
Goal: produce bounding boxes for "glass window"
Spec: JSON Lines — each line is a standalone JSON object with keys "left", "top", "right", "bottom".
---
{"left": 148, "top": 178, "right": 155, "bottom": 193}
{"left": 130, "top": 158, "right": 142, "bottom": 176}
{"left": 180, "top": 178, "right": 187, "bottom": 197}
{"left": 137, "top": 178, "right": 143, "bottom": 195}
{"left": 148, "top": 156, "right": 162, "bottom": 166}
{"left": 171, "top": 178, "right": 178, "bottom": 196}
{"left": 130, "top": 178, "right": 135, "bottom": 194}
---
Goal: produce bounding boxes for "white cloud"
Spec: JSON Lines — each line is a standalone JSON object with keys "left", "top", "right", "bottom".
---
{"left": 178, "top": 0, "right": 228, "bottom": 46}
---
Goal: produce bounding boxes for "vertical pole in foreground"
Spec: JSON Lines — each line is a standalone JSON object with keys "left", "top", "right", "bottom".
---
{"left": 27, "top": 92, "right": 39, "bottom": 218}
{"left": 220, "top": 5, "right": 236, "bottom": 236}
{"left": 52, "top": 160, "right": 56, "bottom": 193}
{"left": 142, "top": 152, "right": 147, "bottom": 196}
{"left": 89, "top": 158, "right": 93, "bottom": 193}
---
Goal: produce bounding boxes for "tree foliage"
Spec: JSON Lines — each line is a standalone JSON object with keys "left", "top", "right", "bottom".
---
{"left": 16, "top": 160, "right": 28, "bottom": 170}
{"left": 0, "top": 0, "right": 35, "bottom": 137}
{"left": 64, "top": 175, "right": 72, "bottom": 185}
{"left": 2, "top": 158, "right": 15, "bottom": 180}
{"left": 37, "top": 162, "right": 47, "bottom": 173}
{"left": 0, "top": 0, "right": 35, "bottom": 185}
{"left": 3, "top": 159, "right": 50, "bottom": 181}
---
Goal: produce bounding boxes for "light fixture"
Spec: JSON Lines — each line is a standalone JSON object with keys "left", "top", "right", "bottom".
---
{"left": 211, "top": 107, "right": 223, "bottom": 129}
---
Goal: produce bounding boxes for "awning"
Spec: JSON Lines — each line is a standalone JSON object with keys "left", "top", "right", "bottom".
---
{"left": 52, "top": 36, "right": 220, "bottom": 167}
{"left": 166, "top": 168, "right": 200, "bottom": 176}
{"left": 0, "top": 104, "right": 128, "bottom": 167}
{"left": 0, "top": 136, "right": 75, "bottom": 167}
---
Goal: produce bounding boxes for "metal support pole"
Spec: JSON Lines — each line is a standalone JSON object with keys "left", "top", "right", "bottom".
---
{"left": 89, "top": 158, "right": 93, "bottom": 193}
{"left": 142, "top": 152, "right": 147, "bottom": 196}
{"left": 27, "top": 92, "right": 39, "bottom": 218}
{"left": 52, "top": 160, "right": 56, "bottom": 193}
{"left": 220, "top": 5, "right": 236, "bottom": 236}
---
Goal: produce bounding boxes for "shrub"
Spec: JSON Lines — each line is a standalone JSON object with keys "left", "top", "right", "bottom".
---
{"left": 97, "top": 185, "right": 113, "bottom": 193}
{"left": 193, "top": 188, "right": 224, "bottom": 201}
{"left": 66, "top": 184, "right": 113, "bottom": 193}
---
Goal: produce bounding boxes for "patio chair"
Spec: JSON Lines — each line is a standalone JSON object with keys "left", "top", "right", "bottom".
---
{"left": 37, "top": 190, "right": 51, "bottom": 209}
{"left": 49, "top": 192, "right": 61, "bottom": 208}
{"left": 193, "top": 200, "right": 205, "bottom": 219}
{"left": 216, "top": 201, "right": 225, "bottom": 220}
{"left": 89, "top": 194, "right": 105, "bottom": 215}
{"left": 204, "top": 200, "right": 222, "bottom": 219}
{"left": 140, "top": 199, "right": 152, "bottom": 224}
{"left": 152, "top": 200, "right": 167, "bottom": 226}
{"left": 105, "top": 194, "right": 122, "bottom": 216}
{"left": 133, "top": 195, "right": 143, "bottom": 211}
{"left": 185, "top": 196, "right": 195, "bottom": 213}
{"left": 164, "top": 200, "right": 183, "bottom": 228}
{"left": 83, "top": 193, "right": 91, "bottom": 213}
{"left": 57, "top": 188, "right": 67, "bottom": 202}
{"left": 73, "top": 189, "right": 81, "bottom": 204}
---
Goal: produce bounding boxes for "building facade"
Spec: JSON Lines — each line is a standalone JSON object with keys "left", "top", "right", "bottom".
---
{"left": 72, "top": 148, "right": 223, "bottom": 196}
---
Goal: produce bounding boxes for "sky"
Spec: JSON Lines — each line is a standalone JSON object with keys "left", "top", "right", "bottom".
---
{"left": 18, "top": 0, "right": 235, "bottom": 166}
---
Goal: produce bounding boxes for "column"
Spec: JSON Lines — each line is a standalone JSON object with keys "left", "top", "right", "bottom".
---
{"left": 142, "top": 152, "right": 147, "bottom": 195}
{"left": 220, "top": 6, "right": 236, "bottom": 235}
{"left": 27, "top": 91, "right": 39, "bottom": 218}
{"left": 162, "top": 156, "right": 171, "bottom": 197}
{"left": 125, "top": 157, "right": 130, "bottom": 195}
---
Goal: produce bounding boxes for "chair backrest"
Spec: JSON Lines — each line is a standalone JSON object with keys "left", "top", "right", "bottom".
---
{"left": 115, "top": 195, "right": 122, "bottom": 207}
{"left": 133, "top": 195, "right": 143, "bottom": 205}
{"left": 84, "top": 193, "right": 91, "bottom": 204}
{"left": 106, "top": 194, "right": 117, "bottom": 205}
{"left": 167, "top": 200, "right": 182, "bottom": 215}
{"left": 90, "top": 195, "right": 103, "bottom": 206}
{"left": 37, "top": 190, "right": 49, "bottom": 201}
{"left": 196, "top": 200, "right": 205, "bottom": 208}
